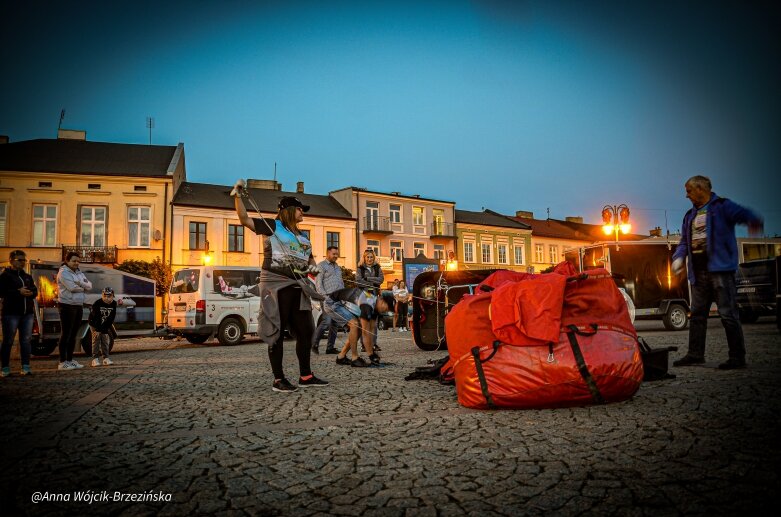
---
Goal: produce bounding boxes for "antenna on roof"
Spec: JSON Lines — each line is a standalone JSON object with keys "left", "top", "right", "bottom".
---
{"left": 58, "top": 109, "right": 66, "bottom": 131}
{"left": 274, "top": 162, "right": 277, "bottom": 182}
{"left": 146, "top": 116, "right": 155, "bottom": 145}
{"left": 547, "top": 207, "right": 550, "bottom": 220}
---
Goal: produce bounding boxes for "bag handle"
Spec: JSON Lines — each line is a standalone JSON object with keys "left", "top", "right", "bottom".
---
{"left": 470, "top": 341, "right": 502, "bottom": 408}
{"left": 567, "top": 324, "right": 598, "bottom": 336}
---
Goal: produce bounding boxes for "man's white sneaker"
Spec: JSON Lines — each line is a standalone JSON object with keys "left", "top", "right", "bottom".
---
{"left": 103, "top": 358, "right": 113, "bottom": 366}
{"left": 71, "top": 360, "right": 84, "bottom": 369}
{"left": 91, "top": 358, "right": 102, "bottom": 367}
{"left": 58, "top": 361, "right": 76, "bottom": 370}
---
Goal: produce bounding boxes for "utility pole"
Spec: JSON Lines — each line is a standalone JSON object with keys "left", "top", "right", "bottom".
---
{"left": 58, "top": 109, "right": 66, "bottom": 131}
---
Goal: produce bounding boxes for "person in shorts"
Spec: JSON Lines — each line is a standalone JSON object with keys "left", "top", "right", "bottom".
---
{"left": 328, "top": 288, "right": 394, "bottom": 367}
{"left": 89, "top": 287, "right": 117, "bottom": 366}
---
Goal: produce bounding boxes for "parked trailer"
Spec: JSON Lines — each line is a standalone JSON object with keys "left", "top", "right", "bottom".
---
{"left": 736, "top": 257, "right": 779, "bottom": 323}
{"left": 564, "top": 240, "right": 692, "bottom": 331}
{"left": 26, "top": 262, "right": 157, "bottom": 356}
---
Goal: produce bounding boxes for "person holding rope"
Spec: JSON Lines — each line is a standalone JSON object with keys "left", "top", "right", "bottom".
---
{"left": 233, "top": 180, "right": 328, "bottom": 393}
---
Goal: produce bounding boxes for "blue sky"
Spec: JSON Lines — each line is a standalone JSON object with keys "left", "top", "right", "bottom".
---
{"left": 2, "top": 1, "right": 779, "bottom": 235}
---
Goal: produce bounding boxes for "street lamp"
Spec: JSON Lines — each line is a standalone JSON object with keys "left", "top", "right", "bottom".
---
{"left": 601, "top": 204, "right": 631, "bottom": 248}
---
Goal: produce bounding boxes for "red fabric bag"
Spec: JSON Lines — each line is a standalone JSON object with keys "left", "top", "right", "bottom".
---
{"left": 442, "top": 266, "right": 643, "bottom": 409}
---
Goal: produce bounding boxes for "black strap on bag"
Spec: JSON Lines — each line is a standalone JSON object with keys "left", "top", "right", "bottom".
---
{"left": 565, "top": 324, "right": 606, "bottom": 404}
{"left": 470, "top": 341, "right": 501, "bottom": 408}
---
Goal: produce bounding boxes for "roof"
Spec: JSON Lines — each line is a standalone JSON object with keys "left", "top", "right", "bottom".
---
{"left": 331, "top": 187, "right": 455, "bottom": 205}
{"left": 172, "top": 182, "right": 355, "bottom": 220}
{"left": 0, "top": 138, "right": 178, "bottom": 177}
{"left": 508, "top": 215, "right": 646, "bottom": 241}
{"left": 455, "top": 209, "right": 531, "bottom": 230}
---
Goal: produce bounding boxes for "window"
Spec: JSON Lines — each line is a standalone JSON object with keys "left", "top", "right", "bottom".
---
{"left": 80, "top": 206, "right": 106, "bottom": 246}
{"left": 366, "top": 201, "right": 379, "bottom": 229}
{"left": 432, "top": 209, "right": 445, "bottom": 234}
{"left": 413, "top": 242, "right": 426, "bottom": 257}
{"left": 128, "top": 206, "right": 151, "bottom": 248}
{"left": 87, "top": 183, "right": 101, "bottom": 190}
{"left": 0, "top": 202, "right": 6, "bottom": 246}
{"left": 535, "top": 244, "right": 544, "bottom": 263}
{"left": 327, "top": 231, "right": 340, "bottom": 249}
{"left": 549, "top": 245, "right": 559, "bottom": 263}
{"left": 189, "top": 222, "right": 207, "bottom": 250}
{"left": 514, "top": 245, "right": 524, "bottom": 265}
{"left": 366, "top": 239, "right": 380, "bottom": 255}
{"left": 38, "top": 181, "right": 52, "bottom": 188}
{"left": 300, "top": 229, "right": 311, "bottom": 241}
{"left": 497, "top": 244, "right": 508, "bottom": 265}
{"left": 389, "top": 204, "right": 401, "bottom": 223}
{"left": 390, "top": 241, "right": 404, "bottom": 261}
{"left": 412, "top": 206, "right": 424, "bottom": 226}
{"left": 464, "top": 241, "right": 475, "bottom": 263}
{"left": 32, "top": 204, "right": 57, "bottom": 246}
{"left": 481, "top": 243, "right": 492, "bottom": 264}
{"left": 433, "top": 244, "right": 445, "bottom": 260}
{"left": 228, "top": 224, "right": 244, "bottom": 252}
{"left": 134, "top": 185, "right": 147, "bottom": 192}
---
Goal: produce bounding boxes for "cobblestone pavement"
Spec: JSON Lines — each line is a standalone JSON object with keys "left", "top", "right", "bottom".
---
{"left": 1, "top": 319, "right": 779, "bottom": 516}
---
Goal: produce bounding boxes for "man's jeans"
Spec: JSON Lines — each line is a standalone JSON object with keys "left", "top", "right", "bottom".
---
{"left": 1, "top": 313, "right": 34, "bottom": 367}
{"left": 312, "top": 299, "right": 339, "bottom": 351}
{"left": 687, "top": 269, "right": 745, "bottom": 361}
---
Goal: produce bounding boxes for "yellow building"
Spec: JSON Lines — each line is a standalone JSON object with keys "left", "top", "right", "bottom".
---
{"left": 0, "top": 131, "right": 185, "bottom": 266}
{"left": 170, "top": 181, "right": 356, "bottom": 270}
{"left": 455, "top": 209, "right": 532, "bottom": 272}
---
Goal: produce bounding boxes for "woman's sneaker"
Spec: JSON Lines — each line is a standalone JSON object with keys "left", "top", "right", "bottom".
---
{"left": 369, "top": 353, "right": 381, "bottom": 366}
{"left": 103, "top": 358, "right": 113, "bottom": 366}
{"left": 70, "top": 360, "right": 84, "bottom": 369}
{"left": 20, "top": 365, "right": 32, "bottom": 376}
{"left": 335, "top": 356, "right": 351, "bottom": 366}
{"left": 91, "top": 358, "right": 102, "bottom": 367}
{"left": 299, "top": 375, "right": 329, "bottom": 387}
{"left": 58, "top": 361, "right": 76, "bottom": 370}
{"left": 272, "top": 378, "right": 298, "bottom": 393}
{"left": 1, "top": 367, "right": 11, "bottom": 377}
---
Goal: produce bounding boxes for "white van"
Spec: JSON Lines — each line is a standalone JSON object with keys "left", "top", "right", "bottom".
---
{"left": 168, "top": 266, "right": 322, "bottom": 346}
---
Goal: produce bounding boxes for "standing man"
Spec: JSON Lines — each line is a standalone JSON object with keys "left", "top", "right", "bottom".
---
{"left": 672, "top": 175, "right": 763, "bottom": 370}
{"left": 312, "top": 246, "right": 344, "bottom": 355}
{"left": 0, "top": 250, "right": 38, "bottom": 377}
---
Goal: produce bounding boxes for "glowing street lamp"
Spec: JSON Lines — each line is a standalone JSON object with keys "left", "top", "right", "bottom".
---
{"left": 446, "top": 250, "right": 458, "bottom": 271}
{"left": 601, "top": 204, "right": 631, "bottom": 248}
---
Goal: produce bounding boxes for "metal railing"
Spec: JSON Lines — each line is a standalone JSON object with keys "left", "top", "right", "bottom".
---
{"left": 430, "top": 221, "right": 455, "bottom": 237}
{"left": 363, "top": 216, "right": 393, "bottom": 233}
{"left": 61, "top": 245, "right": 119, "bottom": 264}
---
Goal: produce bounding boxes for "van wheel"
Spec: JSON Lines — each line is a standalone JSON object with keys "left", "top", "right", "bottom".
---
{"left": 218, "top": 318, "right": 244, "bottom": 346}
{"left": 32, "top": 338, "right": 58, "bottom": 357}
{"left": 185, "top": 334, "right": 209, "bottom": 344}
{"left": 663, "top": 304, "right": 688, "bottom": 331}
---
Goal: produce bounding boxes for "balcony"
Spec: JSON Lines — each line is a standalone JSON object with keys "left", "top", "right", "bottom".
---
{"left": 362, "top": 216, "right": 394, "bottom": 234}
{"left": 430, "top": 221, "right": 456, "bottom": 239}
{"left": 62, "top": 245, "right": 119, "bottom": 264}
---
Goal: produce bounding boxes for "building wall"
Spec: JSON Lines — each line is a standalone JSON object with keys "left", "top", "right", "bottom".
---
{"left": 333, "top": 189, "right": 456, "bottom": 285}
{"left": 457, "top": 223, "right": 532, "bottom": 272}
{"left": 170, "top": 205, "right": 356, "bottom": 271}
{"left": 528, "top": 236, "right": 592, "bottom": 272}
{"left": 0, "top": 172, "right": 172, "bottom": 264}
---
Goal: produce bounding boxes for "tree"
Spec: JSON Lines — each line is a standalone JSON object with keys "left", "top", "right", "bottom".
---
{"left": 116, "top": 257, "right": 172, "bottom": 297}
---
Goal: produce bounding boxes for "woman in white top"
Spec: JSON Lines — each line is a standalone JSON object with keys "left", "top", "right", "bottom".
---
{"left": 56, "top": 252, "right": 92, "bottom": 370}
{"left": 392, "top": 279, "right": 410, "bottom": 332}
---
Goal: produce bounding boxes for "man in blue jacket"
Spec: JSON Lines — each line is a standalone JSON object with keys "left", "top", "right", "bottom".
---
{"left": 671, "top": 175, "right": 763, "bottom": 370}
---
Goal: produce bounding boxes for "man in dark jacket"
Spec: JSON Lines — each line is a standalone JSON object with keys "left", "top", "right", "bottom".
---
{"left": 0, "top": 250, "right": 39, "bottom": 376}
{"left": 671, "top": 176, "right": 764, "bottom": 370}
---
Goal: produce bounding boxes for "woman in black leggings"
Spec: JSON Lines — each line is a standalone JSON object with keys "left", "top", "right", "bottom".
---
{"left": 234, "top": 181, "right": 328, "bottom": 393}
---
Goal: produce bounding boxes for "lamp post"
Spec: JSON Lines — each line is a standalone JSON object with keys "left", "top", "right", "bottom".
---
{"left": 601, "top": 204, "right": 631, "bottom": 250}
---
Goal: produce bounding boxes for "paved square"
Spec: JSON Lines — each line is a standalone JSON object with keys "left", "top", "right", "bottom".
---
{"left": 1, "top": 320, "right": 779, "bottom": 515}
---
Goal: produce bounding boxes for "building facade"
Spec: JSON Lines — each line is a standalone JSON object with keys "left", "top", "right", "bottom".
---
{"left": 170, "top": 181, "right": 355, "bottom": 270}
{"left": 0, "top": 131, "right": 185, "bottom": 266}
{"left": 455, "top": 209, "right": 532, "bottom": 272}
{"left": 329, "top": 187, "right": 456, "bottom": 285}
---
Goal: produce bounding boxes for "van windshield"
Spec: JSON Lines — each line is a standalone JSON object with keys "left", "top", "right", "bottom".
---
{"left": 171, "top": 269, "right": 199, "bottom": 294}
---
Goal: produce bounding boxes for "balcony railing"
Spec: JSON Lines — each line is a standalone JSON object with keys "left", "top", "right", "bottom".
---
{"left": 62, "top": 245, "right": 119, "bottom": 264}
{"left": 363, "top": 216, "right": 393, "bottom": 234}
{"left": 430, "top": 221, "right": 456, "bottom": 238}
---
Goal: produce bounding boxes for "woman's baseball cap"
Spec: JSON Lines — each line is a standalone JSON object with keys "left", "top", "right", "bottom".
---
{"left": 278, "top": 196, "right": 310, "bottom": 212}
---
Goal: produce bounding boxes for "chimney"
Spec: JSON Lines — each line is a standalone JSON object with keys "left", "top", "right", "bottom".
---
{"left": 296, "top": 181, "right": 304, "bottom": 193}
{"left": 516, "top": 210, "right": 534, "bottom": 219}
{"left": 246, "top": 179, "right": 282, "bottom": 190}
{"left": 57, "top": 129, "right": 86, "bottom": 140}
{"left": 565, "top": 216, "right": 583, "bottom": 224}
{"left": 649, "top": 226, "right": 663, "bottom": 237}
{"left": 0, "top": 135, "right": 8, "bottom": 144}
